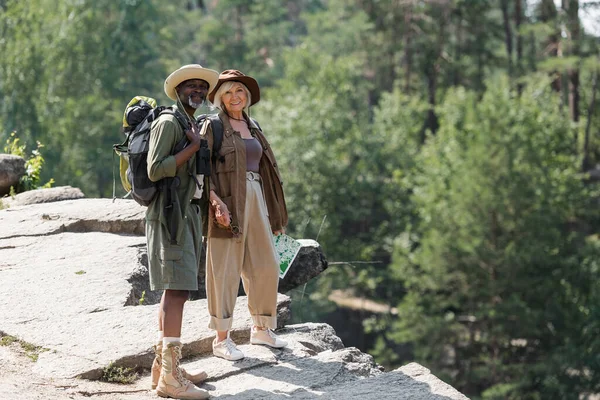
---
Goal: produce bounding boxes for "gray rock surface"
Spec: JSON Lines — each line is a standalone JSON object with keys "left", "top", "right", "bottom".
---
{"left": 2, "top": 185, "right": 85, "bottom": 206}
{"left": 0, "top": 198, "right": 147, "bottom": 238}
{"left": 0, "top": 154, "right": 26, "bottom": 196}
{"left": 0, "top": 198, "right": 328, "bottom": 297}
{"left": 0, "top": 198, "right": 470, "bottom": 399}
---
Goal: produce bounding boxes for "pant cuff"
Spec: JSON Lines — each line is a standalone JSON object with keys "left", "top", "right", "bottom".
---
{"left": 208, "top": 316, "right": 233, "bottom": 332}
{"left": 251, "top": 315, "right": 277, "bottom": 330}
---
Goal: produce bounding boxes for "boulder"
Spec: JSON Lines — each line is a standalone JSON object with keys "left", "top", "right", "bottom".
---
{"left": 0, "top": 154, "right": 26, "bottom": 196}
{"left": 279, "top": 239, "right": 328, "bottom": 293}
{"left": 2, "top": 185, "right": 85, "bottom": 207}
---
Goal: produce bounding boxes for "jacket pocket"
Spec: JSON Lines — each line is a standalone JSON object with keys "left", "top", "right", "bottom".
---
{"left": 215, "top": 146, "right": 236, "bottom": 173}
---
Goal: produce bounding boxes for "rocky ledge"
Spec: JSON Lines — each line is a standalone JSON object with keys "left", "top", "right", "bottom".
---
{"left": 0, "top": 198, "right": 468, "bottom": 399}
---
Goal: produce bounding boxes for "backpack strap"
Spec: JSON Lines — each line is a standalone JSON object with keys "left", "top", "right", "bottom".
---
{"left": 163, "top": 176, "right": 181, "bottom": 245}
{"left": 250, "top": 117, "right": 262, "bottom": 131}
{"left": 156, "top": 108, "right": 190, "bottom": 244}
{"left": 159, "top": 108, "right": 192, "bottom": 153}
{"left": 159, "top": 108, "right": 191, "bottom": 131}
{"left": 207, "top": 114, "right": 224, "bottom": 165}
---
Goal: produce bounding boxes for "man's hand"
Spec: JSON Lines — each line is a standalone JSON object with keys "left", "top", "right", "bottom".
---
{"left": 174, "top": 123, "right": 202, "bottom": 168}
{"left": 185, "top": 124, "right": 202, "bottom": 150}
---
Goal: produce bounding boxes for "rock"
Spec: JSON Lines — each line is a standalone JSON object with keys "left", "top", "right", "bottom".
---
{"left": 278, "top": 239, "right": 328, "bottom": 293}
{"left": 0, "top": 154, "right": 26, "bottom": 196}
{"left": 2, "top": 185, "right": 85, "bottom": 207}
{"left": 0, "top": 197, "right": 469, "bottom": 399}
{"left": 0, "top": 198, "right": 147, "bottom": 239}
{"left": 0, "top": 198, "right": 323, "bottom": 379}
{"left": 0, "top": 198, "right": 326, "bottom": 296}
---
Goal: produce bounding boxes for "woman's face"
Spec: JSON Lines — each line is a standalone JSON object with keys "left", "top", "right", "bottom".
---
{"left": 221, "top": 82, "right": 248, "bottom": 114}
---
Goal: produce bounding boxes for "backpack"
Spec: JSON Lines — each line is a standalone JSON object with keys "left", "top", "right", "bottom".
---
{"left": 112, "top": 96, "right": 190, "bottom": 206}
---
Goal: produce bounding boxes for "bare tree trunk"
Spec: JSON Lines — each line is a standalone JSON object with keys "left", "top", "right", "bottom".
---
{"left": 453, "top": 7, "right": 463, "bottom": 86}
{"left": 235, "top": 5, "right": 245, "bottom": 42}
{"left": 528, "top": 31, "right": 537, "bottom": 72}
{"left": 563, "top": 0, "right": 580, "bottom": 123}
{"left": 187, "top": 0, "right": 204, "bottom": 11}
{"left": 421, "top": 4, "right": 451, "bottom": 142}
{"left": 538, "top": 0, "right": 561, "bottom": 91}
{"left": 500, "top": 0, "right": 514, "bottom": 79}
{"left": 422, "top": 65, "right": 440, "bottom": 142}
{"left": 583, "top": 66, "right": 599, "bottom": 171}
{"left": 389, "top": 0, "right": 400, "bottom": 90}
{"left": 515, "top": 0, "right": 524, "bottom": 94}
{"left": 403, "top": 5, "right": 414, "bottom": 93}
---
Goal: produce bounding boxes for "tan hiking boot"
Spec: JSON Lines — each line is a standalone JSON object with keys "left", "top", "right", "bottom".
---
{"left": 156, "top": 342, "right": 210, "bottom": 400}
{"left": 151, "top": 342, "right": 208, "bottom": 390}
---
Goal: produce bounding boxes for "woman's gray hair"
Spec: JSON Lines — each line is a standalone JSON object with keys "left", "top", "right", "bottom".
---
{"left": 212, "top": 81, "right": 252, "bottom": 114}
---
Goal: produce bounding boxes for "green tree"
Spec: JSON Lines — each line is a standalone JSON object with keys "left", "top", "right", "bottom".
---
{"left": 0, "top": 0, "right": 186, "bottom": 197}
{"left": 256, "top": 1, "right": 431, "bottom": 326}
{"left": 386, "top": 76, "right": 600, "bottom": 398}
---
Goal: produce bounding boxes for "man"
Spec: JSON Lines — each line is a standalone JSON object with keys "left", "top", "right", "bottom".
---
{"left": 146, "top": 64, "right": 218, "bottom": 400}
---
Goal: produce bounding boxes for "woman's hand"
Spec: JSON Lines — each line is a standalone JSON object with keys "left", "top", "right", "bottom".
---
{"left": 210, "top": 192, "right": 231, "bottom": 227}
{"left": 214, "top": 201, "right": 231, "bottom": 227}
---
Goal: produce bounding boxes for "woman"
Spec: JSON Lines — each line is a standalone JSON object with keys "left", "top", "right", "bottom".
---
{"left": 203, "top": 69, "right": 288, "bottom": 360}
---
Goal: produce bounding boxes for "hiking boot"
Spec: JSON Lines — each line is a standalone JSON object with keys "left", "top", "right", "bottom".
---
{"left": 151, "top": 342, "right": 208, "bottom": 390}
{"left": 156, "top": 342, "right": 210, "bottom": 400}
{"left": 250, "top": 327, "right": 287, "bottom": 349}
{"left": 212, "top": 335, "right": 244, "bottom": 361}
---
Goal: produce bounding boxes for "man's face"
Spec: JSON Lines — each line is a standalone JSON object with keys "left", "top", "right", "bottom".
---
{"left": 176, "top": 79, "right": 209, "bottom": 109}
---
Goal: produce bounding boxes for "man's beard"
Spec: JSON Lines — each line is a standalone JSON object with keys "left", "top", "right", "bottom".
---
{"left": 188, "top": 95, "right": 205, "bottom": 109}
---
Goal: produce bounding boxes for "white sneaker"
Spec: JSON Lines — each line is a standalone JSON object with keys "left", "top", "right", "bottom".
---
{"left": 250, "top": 328, "right": 288, "bottom": 349}
{"left": 212, "top": 336, "right": 244, "bottom": 361}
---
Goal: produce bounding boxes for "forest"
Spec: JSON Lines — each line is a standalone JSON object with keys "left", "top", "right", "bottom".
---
{"left": 1, "top": 0, "right": 599, "bottom": 398}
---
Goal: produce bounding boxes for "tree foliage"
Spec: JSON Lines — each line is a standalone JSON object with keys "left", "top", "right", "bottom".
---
{"left": 386, "top": 77, "right": 600, "bottom": 398}
{"left": 1, "top": 0, "right": 600, "bottom": 398}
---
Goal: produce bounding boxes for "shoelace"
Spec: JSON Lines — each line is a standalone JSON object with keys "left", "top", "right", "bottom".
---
{"left": 223, "top": 338, "right": 239, "bottom": 355}
{"left": 173, "top": 346, "right": 192, "bottom": 385}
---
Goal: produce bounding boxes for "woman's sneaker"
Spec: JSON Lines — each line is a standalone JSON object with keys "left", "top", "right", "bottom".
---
{"left": 250, "top": 328, "right": 288, "bottom": 348}
{"left": 212, "top": 337, "right": 244, "bottom": 361}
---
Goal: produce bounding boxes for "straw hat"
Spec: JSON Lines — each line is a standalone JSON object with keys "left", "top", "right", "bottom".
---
{"left": 208, "top": 69, "right": 261, "bottom": 106}
{"left": 163, "top": 64, "right": 219, "bottom": 100}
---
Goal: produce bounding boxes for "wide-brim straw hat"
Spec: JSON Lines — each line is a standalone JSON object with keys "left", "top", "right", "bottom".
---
{"left": 208, "top": 69, "right": 261, "bottom": 106}
{"left": 163, "top": 64, "right": 219, "bottom": 101}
